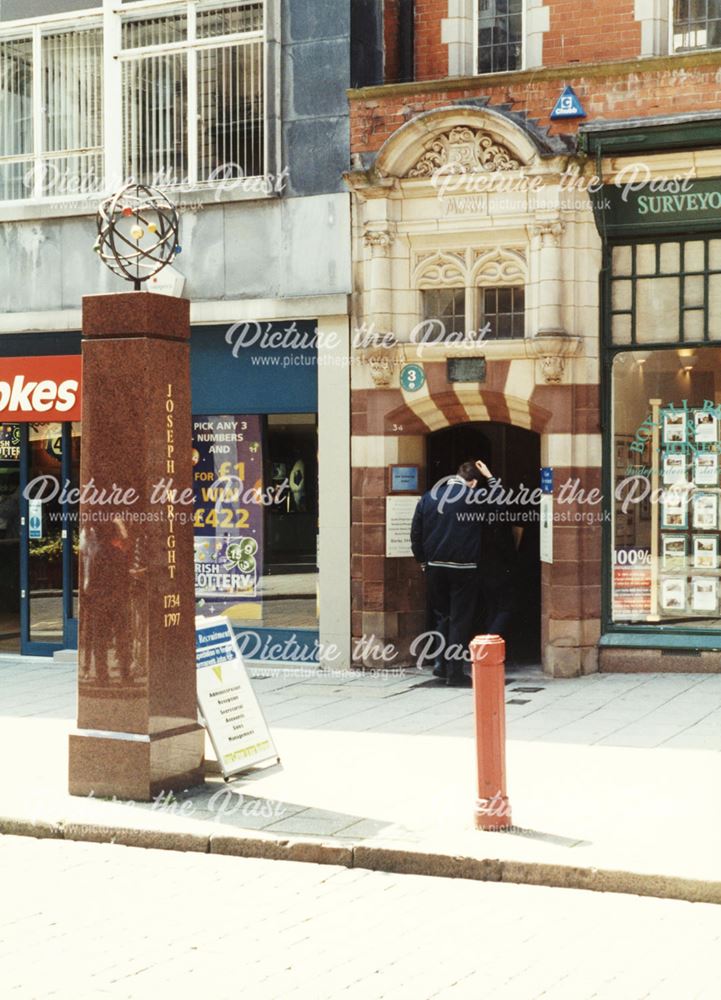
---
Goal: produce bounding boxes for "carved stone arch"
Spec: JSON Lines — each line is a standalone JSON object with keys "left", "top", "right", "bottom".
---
{"left": 471, "top": 247, "right": 527, "bottom": 286}
{"left": 414, "top": 251, "right": 468, "bottom": 289}
{"left": 375, "top": 106, "right": 540, "bottom": 181}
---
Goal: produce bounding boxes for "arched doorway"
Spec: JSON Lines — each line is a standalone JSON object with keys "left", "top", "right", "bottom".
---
{"left": 426, "top": 421, "right": 541, "bottom": 666}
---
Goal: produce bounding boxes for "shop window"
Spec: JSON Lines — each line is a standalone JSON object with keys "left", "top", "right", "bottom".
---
{"left": 608, "top": 238, "right": 721, "bottom": 346}
{"left": 422, "top": 288, "right": 466, "bottom": 339}
{"left": 477, "top": 0, "right": 523, "bottom": 74}
{"left": 0, "top": 28, "right": 104, "bottom": 200}
{"left": 481, "top": 285, "right": 525, "bottom": 339}
{"left": 672, "top": 0, "right": 721, "bottom": 51}
{"left": 191, "top": 413, "right": 318, "bottom": 634}
{"left": 611, "top": 346, "right": 721, "bottom": 629}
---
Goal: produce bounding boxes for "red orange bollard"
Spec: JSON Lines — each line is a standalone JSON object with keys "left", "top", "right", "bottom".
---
{"left": 470, "top": 634, "right": 512, "bottom": 831}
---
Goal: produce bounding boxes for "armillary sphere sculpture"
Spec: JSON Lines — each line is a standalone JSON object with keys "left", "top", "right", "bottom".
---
{"left": 94, "top": 183, "right": 181, "bottom": 290}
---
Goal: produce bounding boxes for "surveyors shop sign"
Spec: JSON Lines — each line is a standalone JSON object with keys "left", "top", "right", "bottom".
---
{"left": 592, "top": 176, "right": 721, "bottom": 238}
{"left": 0, "top": 357, "right": 82, "bottom": 422}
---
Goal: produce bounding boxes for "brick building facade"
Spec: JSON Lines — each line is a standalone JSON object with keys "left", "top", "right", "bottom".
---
{"left": 347, "top": 1, "right": 721, "bottom": 675}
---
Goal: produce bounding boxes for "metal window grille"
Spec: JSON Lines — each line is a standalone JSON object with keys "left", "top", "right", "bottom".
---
{"left": 123, "top": 51, "right": 189, "bottom": 186}
{"left": 0, "top": 29, "right": 103, "bottom": 201}
{"left": 122, "top": 13, "right": 189, "bottom": 49}
{"left": 672, "top": 0, "right": 721, "bottom": 51}
{"left": 607, "top": 238, "right": 721, "bottom": 347}
{"left": 481, "top": 286, "right": 525, "bottom": 339}
{"left": 42, "top": 29, "right": 104, "bottom": 196}
{"left": 477, "top": 0, "right": 523, "bottom": 74}
{"left": 197, "top": 2, "right": 263, "bottom": 37}
{"left": 197, "top": 36, "right": 263, "bottom": 181}
{"left": 422, "top": 288, "right": 467, "bottom": 339}
{"left": 121, "top": 2, "right": 265, "bottom": 187}
{"left": 0, "top": 37, "right": 33, "bottom": 200}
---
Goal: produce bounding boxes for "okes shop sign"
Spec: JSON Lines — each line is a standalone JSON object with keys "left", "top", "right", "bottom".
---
{"left": 0, "top": 356, "right": 82, "bottom": 422}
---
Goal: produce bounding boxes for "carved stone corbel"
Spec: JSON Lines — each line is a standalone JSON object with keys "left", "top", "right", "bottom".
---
{"left": 527, "top": 334, "right": 583, "bottom": 385}
{"left": 363, "top": 222, "right": 397, "bottom": 257}
{"left": 359, "top": 333, "right": 400, "bottom": 387}
{"left": 540, "top": 355, "right": 566, "bottom": 384}
{"left": 530, "top": 218, "right": 565, "bottom": 247}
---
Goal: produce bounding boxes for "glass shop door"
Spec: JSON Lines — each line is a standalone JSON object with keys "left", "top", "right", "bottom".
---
{"left": 20, "top": 422, "right": 80, "bottom": 655}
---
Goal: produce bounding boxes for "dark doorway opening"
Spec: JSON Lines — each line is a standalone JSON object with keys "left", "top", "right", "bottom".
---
{"left": 426, "top": 422, "right": 541, "bottom": 666}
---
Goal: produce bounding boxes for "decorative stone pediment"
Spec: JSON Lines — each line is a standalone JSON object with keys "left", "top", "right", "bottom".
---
{"left": 407, "top": 127, "right": 521, "bottom": 179}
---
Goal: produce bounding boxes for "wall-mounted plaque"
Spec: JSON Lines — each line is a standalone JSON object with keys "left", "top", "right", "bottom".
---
{"left": 386, "top": 496, "right": 420, "bottom": 558}
{"left": 447, "top": 357, "right": 486, "bottom": 383}
{"left": 389, "top": 465, "right": 420, "bottom": 494}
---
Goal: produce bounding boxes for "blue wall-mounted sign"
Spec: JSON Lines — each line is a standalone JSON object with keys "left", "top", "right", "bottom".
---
{"left": 390, "top": 465, "right": 420, "bottom": 493}
{"left": 400, "top": 364, "right": 425, "bottom": 393}
{"left": 541, "top": 467, "right": 554, "bottom": 494}
{"left": 550, "top": 86, "right": 586, "bottom": 121}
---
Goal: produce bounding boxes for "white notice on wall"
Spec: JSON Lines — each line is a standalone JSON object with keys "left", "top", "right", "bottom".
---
{"left": 540, "top": 494, "right": 554, "bottom": 564}
{"left": 386, "top": 496, "right": 420, "bottom": 558}
{"left": 196, "top": 615, "right": 279, "bottom": 779}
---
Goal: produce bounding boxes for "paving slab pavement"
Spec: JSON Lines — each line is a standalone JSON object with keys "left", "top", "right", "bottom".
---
{"left": 1, "top": 655, "right": 720, "bottom": 902}
{"left": 3, "top": 836, "right": 721, "bottom": 1000}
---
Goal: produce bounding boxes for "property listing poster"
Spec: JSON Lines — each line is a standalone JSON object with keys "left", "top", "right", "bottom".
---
{"left": 192, "top": 415, "right": 264, "bottom": 623}
{"left": 612, "top": 546, "right": 652, "bottom": 619}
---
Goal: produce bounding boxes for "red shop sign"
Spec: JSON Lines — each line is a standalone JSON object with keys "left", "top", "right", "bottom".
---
{"left": 0, "top": 356, "right": 82, "bottom": 422}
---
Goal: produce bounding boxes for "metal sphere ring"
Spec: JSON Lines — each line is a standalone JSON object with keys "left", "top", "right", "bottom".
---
{"left": 95, "top": 183, "right": 180, "bottom": 289}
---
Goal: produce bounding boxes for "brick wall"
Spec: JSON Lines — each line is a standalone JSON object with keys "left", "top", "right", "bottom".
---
{"left": 384, "top": 0, "right": 401, "bottom": 83}
{"left": 544, "top": 0, "right": 642, "bottom": 66}
{"left": 386, "top": 0, "right": 652, "bottom": 90}
{"left": 409, "top": 0, "right": 644, "bottom": 82}
{"left": 415, "top": 0, "right": 449, "bottom": 80}
{"left": 350, "top": 55, "right": 721, "bottom": 153}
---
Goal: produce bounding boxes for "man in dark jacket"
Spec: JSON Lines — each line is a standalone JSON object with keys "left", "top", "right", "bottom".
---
{"left": 411, "top": 459, "right": 497, "bottom": 686}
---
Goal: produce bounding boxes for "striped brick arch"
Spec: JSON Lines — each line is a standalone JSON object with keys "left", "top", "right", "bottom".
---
{"left": 385, "top": 387, "right": 554, "bottom": 435}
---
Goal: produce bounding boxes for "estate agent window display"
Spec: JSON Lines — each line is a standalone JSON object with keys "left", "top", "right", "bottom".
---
{"left": 608, "top": 234, "right": 721, "bottom": 633}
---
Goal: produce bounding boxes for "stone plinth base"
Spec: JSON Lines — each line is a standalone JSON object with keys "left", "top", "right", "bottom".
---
{"left": 69, "top": 724, "right": 205, "bottom": 802}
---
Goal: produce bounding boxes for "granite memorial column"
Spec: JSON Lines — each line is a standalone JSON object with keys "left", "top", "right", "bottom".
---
{"left": 68, "top": 292, "right": 205, "bottom": 801}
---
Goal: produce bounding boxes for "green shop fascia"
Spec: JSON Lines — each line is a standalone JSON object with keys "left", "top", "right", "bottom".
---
{"left": 582, "top": 114, "right": 721, "bottom": 652}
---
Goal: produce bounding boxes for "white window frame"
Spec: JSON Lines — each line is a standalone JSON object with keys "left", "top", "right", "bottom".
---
{"left": 117, "top": 0, "right": 267, "bottom": 190}
{"left": 0, "top": 9, "right": 104, "bottom": 204}
{"left": 0, "top": 0, "right": 272, "bottom": 211}
{"left": 473, "top": 0, "right": 526, "bottom": 76}
{"left": 668, "top": 0, "right": 721, "bottom": 53}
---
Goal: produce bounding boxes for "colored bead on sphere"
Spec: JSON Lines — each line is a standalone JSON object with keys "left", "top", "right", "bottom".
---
{"left": 130, "top": 225, "right": 144, "bottom": 240}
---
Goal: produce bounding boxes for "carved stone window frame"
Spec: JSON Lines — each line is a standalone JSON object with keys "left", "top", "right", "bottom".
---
{"left": 414, "top": 246, "right": 527, "bottom": 341}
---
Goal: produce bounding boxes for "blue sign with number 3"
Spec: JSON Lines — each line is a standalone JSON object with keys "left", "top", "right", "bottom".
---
{"left": 400, "top": 364, "right": 425, "bottom": 393}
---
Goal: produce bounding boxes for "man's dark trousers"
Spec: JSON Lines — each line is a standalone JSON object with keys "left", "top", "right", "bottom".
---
{"left": 426, "top": 565, "right": 479, "bottom": 682}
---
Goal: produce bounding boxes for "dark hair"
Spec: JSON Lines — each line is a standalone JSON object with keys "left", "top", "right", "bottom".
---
{"left": 457, "top": 461, "right": 478, "bottom": 483}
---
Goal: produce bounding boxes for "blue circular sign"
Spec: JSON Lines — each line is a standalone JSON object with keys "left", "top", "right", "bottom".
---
{"left": 400, "top": 364, "right": 426, "bottom": 393}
